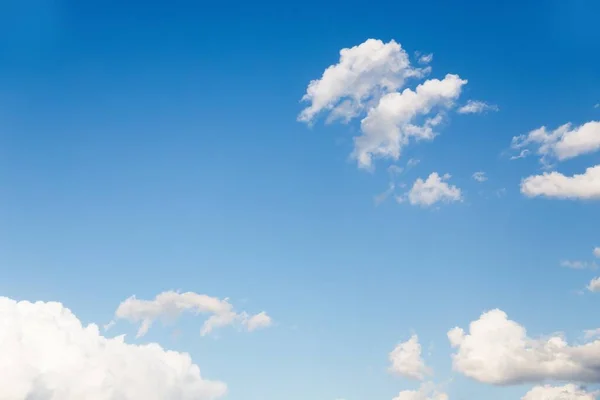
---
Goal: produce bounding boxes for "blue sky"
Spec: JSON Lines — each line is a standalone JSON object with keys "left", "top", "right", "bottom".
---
{"left": 1, "top": 0, "right": 600, "bottom": 399}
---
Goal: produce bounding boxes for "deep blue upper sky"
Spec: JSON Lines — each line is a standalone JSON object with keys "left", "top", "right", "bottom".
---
{"left": 1, "top": 1, "right": 600, "bottom": 400}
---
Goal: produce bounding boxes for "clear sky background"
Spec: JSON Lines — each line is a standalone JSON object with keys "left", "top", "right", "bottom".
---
{"left": 1, "top": 1, "right": 600, "bottom": 400}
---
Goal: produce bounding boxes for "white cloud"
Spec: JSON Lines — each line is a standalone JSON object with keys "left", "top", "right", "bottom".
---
{"left": 560, "top": 260, "right": 597, "bottom": 270}
{"left": 594, "top": 247, "right": 600, "bottom": 258}
{"left": 587, "top": 277, "right": 600, "bottom": 292}
{"left": 418, "top": 53, "right": 433, "bottom": 64}
{"left": 522, "top": 384, "right": 598, "bottom": 400}
{"left": 448, "top": 308, "right": 600, "bottom": 385}
{"left": 406, "top": 172, "right": 462, "bottom": 207}
{"left": 389, "top": 164, "right": 405, "bottom": 176}
{"left": 584, "top": 329, "right": 600, "bottom": 341}
{"left": 511, "top": 121, "right": 600, "bottom": 164}
{"left": 407, "top": 158, "right": 421, "bottom": 168}
{"left": 472, "top": 171, "right": 487, "bottom": 182}
{"left": 457, "top": 100, "right": 498, "bottom": 114}
{"left": 115, "top": 291, "right": 272, "bottom": 338}
{"left": 242, "top": 311, "right": 273, "bottom": 332}
{"left": 356, "top": 74, "right": 466, "bottom": 169}
{"left": 520, "top": 165, "right": 600, "bottom": 200}
{"left": 0, "top": 296, "right": 227, "bottom": 400}
{"left": 298, "top": 39, "right": 427, "bottom": 124}
{"left": 511, "top": 148, "right": 530, "bottom": 160}
{"left": 103, "top": 320, "right": 116, "bottom": 331}
{"left": 392, "top": 383, "right": 448, "bottom": 400}
{"left": 298, "top": 39, "right": 468, "bottom": 170}
{"left": 389, "top": 335, "right": 431, "bottom": 381}
{"left": 374, "top": 159, "right": 422, "bottom": 205}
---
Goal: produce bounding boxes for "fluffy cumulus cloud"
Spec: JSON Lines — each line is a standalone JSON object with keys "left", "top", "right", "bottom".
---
{"left": 114, "top": 291, "right": 272, "bottom": 338}
{"left": 472, "top": 171, "right": 487, "bottom": 182}
{"left": 356, "top": 74, "right": 466, "bottom": 168}
{"left": 242, "top": 311, "right": 273, "bottom": 331}
{"left": 587, "top": 277, "right": 600, "bottom": 292}
{"left": 298, "top": 38, "right": 469, "bottom": 170}
{"left": 457, "top": 100, "right": 498, "bottom": 114}
{"left": 389, "top": 335, "right": 431, "bottom": 381}
{"left": 448, "top": 309, "right": 600, "bottom": 385}
{"left": 392, "top": 383, "right": 448, "bottom": 400}
{"left": 521, "top": 384, "right": 598, "bottom": 400}
{"left": 594, "top": 247, "right": 600, "bottom": 258}
{"left": 406, "top": 173, "right": 462, "bottom": 207}
{"left": 0, "top": 296, "right": 227, "bottom": 400}
{"left": 511, "top": 121, "right": 600, "bottom": 165}
{"left": 298, "top": 39, "right": 427, "bottom": 125}
{"left": 520, "top": 165, "right": 600, "bottom": 200}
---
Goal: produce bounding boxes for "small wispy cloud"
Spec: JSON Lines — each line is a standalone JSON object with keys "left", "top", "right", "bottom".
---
{"left": 388, "top": 164, "right": 404, "bottom": 177}
{"left": 458, "top": 100, "right": 499, "bottom": 114}
{"left": 472, "top": 171, "right": 487, "bottom": 182}
{"left": 560, "top": 260, "right": 597, "bottom": 270}
{"left": 103, "top": 320, "right": 116, "bottom": 331}
{"left": 114, "top": 290, "right": 272, "bottom": 338}
{"left": 374, "top": 183, "right": 396, "bottom": 206}
{"left": 373, "top": 159, "right": 421, "bottom": 206}
{"left": 418, "top": 53, "right": 433, "bottom": 64}
{"left": 510, "top": 148, "right": 530, "bottom": 160}
{"left": 584, "top": 328, "right": 600, "bottom": 340}
{"left": 406, "top": 158, "right": 420, "bottom": 168}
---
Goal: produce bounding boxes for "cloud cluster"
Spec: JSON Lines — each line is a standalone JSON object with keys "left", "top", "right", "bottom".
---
{"left": 584, "top": 329, "right": 600, "bottom": 341}
{"left": 298, "top": 39, "right": 427, "bottom": 125}
{"left": 355, "top": 74, "right": 466, "bottom": 169}
{"left": 521, "top": 384, "right": 598, "bottom": 400}
{"left": 406, "top": 173, "right": 462, "bottom": 207}
{"left": 298, "top": 39, "right": 470, "bottom": 170}
{"left": 384, "top": 309, "right": 600, "bottom": 400}
{"left": 448, "top": 309, "right": 600, "bottom": 385}
{"left": 520, "top": 165, "right": 600, "bottom": 200}
{"left": 114, "top": 291, "right": 272, "bottom": 338}
{"left": 0, "top": 296, "right": 227, "bottom": 400}
{"left": 392, "top": 383, "right": 448, "bottom": 400}
{"left": 389, "top": 335, "right": 431, "bottom": 380}
{"left": 511, "top": 121, "right": 600, "bottom": 165}
{"left": 388, "top": 336, "right": 448, "bottom": 400}
{"left": 511, "top": 120, "right": 600, "bottom": 201}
